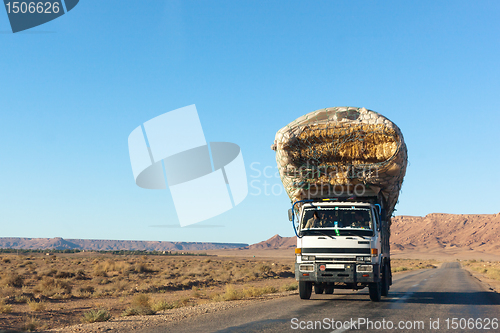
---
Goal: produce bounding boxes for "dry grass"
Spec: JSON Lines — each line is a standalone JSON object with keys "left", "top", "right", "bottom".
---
{"left": 0, "top": 253, "right": 295, "bottom": 331}
{"left": 462, "top": 260, "right": 500, "bottom": 281}
{"left": 391, "top": 259, "right": 439, "bottom": 273}
{"left": 152, "top": 296, "right": 191, "bottom": 311}
{"left": 121, "top": 293, "right": 156, "bottom": 316}
{"left": 292, "top": 124, "right": 399, "bottom": 164}
{"left": 23, "top": 315, "right": 43, "bottom": 332}
{"left": 280, "top": 282, "right": 298, "bottom": 291}
{"left": 82, "top": 308, "right": 112, "bottom": 323}
{"left": 0, "top": 299, "right": 13, "bottom": 314}
{"left": 0, "top": 254, "right": 291, "bottom": 302}
{"left": 211, "top": 284, "right": 280, "bottom": 302}
{"left": 27, "top": 300, "right": 46, "bottom": 312}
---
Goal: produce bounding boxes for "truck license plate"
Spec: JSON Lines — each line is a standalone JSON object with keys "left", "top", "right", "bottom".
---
{"left": 325, "top": 264, "right": 344, "bottom": 269}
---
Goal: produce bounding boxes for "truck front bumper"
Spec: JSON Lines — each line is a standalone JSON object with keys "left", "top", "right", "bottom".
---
{"left": 295, "top": 262, "right": 380, "bottom": 283}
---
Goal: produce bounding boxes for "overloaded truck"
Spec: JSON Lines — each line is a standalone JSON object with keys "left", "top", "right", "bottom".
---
{"left": 271, "top": 107, "right": 407, "bottom": 302}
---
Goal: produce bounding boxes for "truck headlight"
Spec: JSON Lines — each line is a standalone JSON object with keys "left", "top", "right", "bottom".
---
{"left": 299, "top": 264, "right": 314, "bottom": 272}
{"left": 356, "top": 265, "right": 373, "bottom": 272}
{"left": 302, "top": 256, "right": 315, "bottom": 261}
{"left": 356, "top": 256, "right": 371, "bottom": 262}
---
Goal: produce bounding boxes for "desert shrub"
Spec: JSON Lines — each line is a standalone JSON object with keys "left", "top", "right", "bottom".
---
{"left": 82, "top": 309, "right": 112, "bottom": 323}
{"left": 134, "top": 263, "right": 155, "bottom": 274}
{"left": 152, "top": 297, "right": 192, "bottom": 310}
{"left": 131, "top": 293, "right": 151, "bottom": 307}
{"left": 34, "top": 277, "right": 72, "bottom": 296}
{"left": 259, "top": 265, "right": 272, "bottom": 274}
{"left": 152, "top": 300, "right": 176, "bottom": 311}
{"left": 55, "top": 271, "right": 75, "bottom": 279}
{"left": 191, "top": 286, "right": 201, "bottom": 298}
{"left": 74, "top": 269, "right": 87, "bottom": 280}
{"left": 93, "top": 267, "right": 108, "bottom": 277}
{"left": 212, "top": 284, "right": 280, "bottom": 302}
{"left": 392, "top": 266, "right": 408, "bottom": 272}
{"left": 243, "top": 286, "right": 277, "bottom": 297}
{"left": 15, "top": 294, "right": 32, "bottom": 303}
{"left": 0, "top": 299, "right": 12, "bottom": 314}
{"left": 122, "top": 293, "right": 156, "bottom": 316}
{"left": 280, "top": 282, "right": 298, "bottom": 291}
{"left": 27, "top": 300, "right": 46, "bottom": 312}
{"left": 23, "top": 316, "right": 41, "bottom": 331}
{"left": 41, "top": 268, "right": 58, "bottom": 277}
{"left": 121, "top": 306, "right": 155, "bottom": 316}
{"left": 79, "top": 286, "right": 95, "bottom": 294}
{"left": 3, "top": 273, "right": 24, "bottom": 288}
{"left": 109, "top": 280, "right": 130, "bottom": 296}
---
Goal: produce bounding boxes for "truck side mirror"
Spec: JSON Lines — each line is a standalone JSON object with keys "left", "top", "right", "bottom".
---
{"left": 288, "top": 209, "right": 293, "bottom": 221}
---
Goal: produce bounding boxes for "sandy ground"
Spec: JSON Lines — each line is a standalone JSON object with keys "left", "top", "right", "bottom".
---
{"left": 2, "top": 248, "right": 498, "bottom": 332}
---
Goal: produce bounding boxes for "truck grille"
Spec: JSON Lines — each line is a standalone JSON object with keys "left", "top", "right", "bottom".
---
{"left": 302, "top": 248, "right": 370, "bottom": 254}
{"left": 317, "top": 257, "right": 357, "bottom": 263}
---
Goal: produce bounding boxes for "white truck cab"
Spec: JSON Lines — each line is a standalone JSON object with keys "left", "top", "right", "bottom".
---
{"left": 290, "top": 197, "right": 392, "bottom": 301}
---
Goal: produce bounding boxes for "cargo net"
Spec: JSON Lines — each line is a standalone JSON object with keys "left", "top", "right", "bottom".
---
{"left": 271, "top": 107, "right": 407, "bottom": 217}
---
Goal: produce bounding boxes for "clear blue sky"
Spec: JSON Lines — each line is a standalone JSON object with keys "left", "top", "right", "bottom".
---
{"left": 1, "top": 1, "right": 499, "bottom": 244}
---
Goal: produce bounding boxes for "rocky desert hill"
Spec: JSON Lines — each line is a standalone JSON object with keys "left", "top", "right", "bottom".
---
{"left": 391, "top": 213, "right": 500, "bottom": 252}
{"left": 249, "top": 234, "right": 296, "bottom": 249}
{"left": 250, "top": 213, "right": 500, "bottom": 254}
{"left": 0, "top": 237, "right": 248, "bottom": 251}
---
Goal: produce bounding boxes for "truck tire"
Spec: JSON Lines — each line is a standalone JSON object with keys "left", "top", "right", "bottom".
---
{"left": 314, "top": 284, "right": 324, "bottom": 294}
{"left": 299, "top": 281, "right": 312, "bottom": 299}
{"left": 381, "top": 264, "right": 390, "bottom": 296}
{"left": 324, "top": 285, "right": 334, "bottom": 294}
{"left": 369, "top": 282, "right": 382, "bottom": 302}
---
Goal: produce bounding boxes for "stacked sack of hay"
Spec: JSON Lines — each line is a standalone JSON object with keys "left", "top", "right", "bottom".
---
{"left": 271, "top": 106, "right": 407, "bottom": 218}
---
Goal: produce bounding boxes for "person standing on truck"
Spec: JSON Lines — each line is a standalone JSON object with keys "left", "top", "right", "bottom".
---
{"left": 305, "top": 211, "right": 321, "bottom": 229}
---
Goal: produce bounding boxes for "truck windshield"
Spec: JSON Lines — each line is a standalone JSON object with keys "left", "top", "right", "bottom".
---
{"left": 301, "top": 207, "right": 374, "bottom": 237}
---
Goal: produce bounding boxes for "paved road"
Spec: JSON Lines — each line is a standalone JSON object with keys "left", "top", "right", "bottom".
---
{"left": 139, "top": 263, "right": 500, "bottom": 332}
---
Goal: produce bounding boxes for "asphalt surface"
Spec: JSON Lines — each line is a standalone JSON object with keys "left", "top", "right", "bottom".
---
{"left": 138, "top": 262, "right": 500, "bottom": 332}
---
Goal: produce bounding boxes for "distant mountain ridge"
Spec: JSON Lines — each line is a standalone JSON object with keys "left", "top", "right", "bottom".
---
{"left": 2, "top": 213, "right": 499, "bottom": 252}
{"left": 0, "top": 237, "right": 248, "bottom": 251}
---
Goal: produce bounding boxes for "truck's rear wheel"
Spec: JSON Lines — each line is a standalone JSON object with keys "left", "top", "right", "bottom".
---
{"left": 314, "top": 284, "right": 324, "bottom": 294}
{"left": 381, "top": 264, "right": 390, "bottom": 296}
{"left": 299, "top": 281, "right": 312, "bottom": 299}
{"left": 324, "top": 285, "right": 334, "bottom": 294}
{"left": 369, "top": 282, "right": 382, "bottom": 302}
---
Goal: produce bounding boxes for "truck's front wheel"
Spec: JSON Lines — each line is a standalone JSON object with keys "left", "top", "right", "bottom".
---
{"left": 299, "top": 281, "right": 312, "bottom": 299}
{"left": 369, "top": 282, "right": 382, "bottom": 302}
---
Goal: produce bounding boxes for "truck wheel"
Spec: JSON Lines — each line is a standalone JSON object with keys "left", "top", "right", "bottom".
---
{"left": 314, "top": 284, "right": 324, "bottom": 294}
{"left": 299, "top": 281, "right": 312, "bottom": 299}
{"left": 369, "top": 282, "right": 382, "bottom": 302}
{"left": 381, "top": 264, "right": 390, "bottom": 296}
{"left": 324, "top": 285, "right": 334, "bottom": 294}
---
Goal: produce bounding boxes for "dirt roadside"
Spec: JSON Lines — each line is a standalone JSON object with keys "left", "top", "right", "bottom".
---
{"left": 47, "top": 290, "right": 298, "bottom": 333}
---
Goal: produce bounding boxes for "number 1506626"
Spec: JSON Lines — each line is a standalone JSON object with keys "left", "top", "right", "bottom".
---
{"left": 445, "top": 318, "right": 498, "bottom": 330}
{"left": 5, "top": 2, "right": 60, "bottom": 14}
